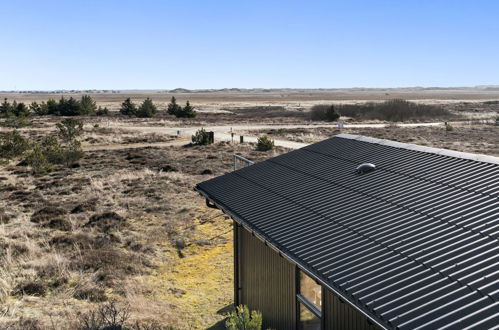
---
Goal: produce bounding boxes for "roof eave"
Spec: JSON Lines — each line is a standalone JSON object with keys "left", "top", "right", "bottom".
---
{"left": 195, "top": 185, "right": 391, "bottom": 330}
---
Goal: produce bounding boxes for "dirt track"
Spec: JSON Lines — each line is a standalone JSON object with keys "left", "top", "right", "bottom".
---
{"left": 79, "top": 122, "right": 446, "bottom": 151}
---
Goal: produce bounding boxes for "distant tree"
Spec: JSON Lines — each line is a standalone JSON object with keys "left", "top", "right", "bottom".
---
{"left": 180, "top": 100, "right": 197, "bottom": 118}
{"left": 168, "top": 97, "right": 197, "bottom": 118}
{"left": 167, "top": 96, "right": 181, "bottom": 117}
{"left": 136, "top": 98, "right": 157, "bottom": 118}
{"left": 46, "top": 99, "right": 59, "bottom": 115}
{"left": 96, "top": 106, "right": 109, "bottom": 116}
{"left": 58, "top": 97, "right": 81, "bottom": 116}
{"left": 310, "top": 104, "right": 340, "bottom": 122}
{"left": 12, "top": 102, "right": 30, "bottom": 117}
{"left": 119, "top": 98, "right": 137, "bottom": 116}
{"left": 0, "top": 98, "right": 12, "bottom": 116}
{"left": 30, "top": 102, "right": 48, "bottom": 116}
{"left": 80, "top": 95, "right": 97, "bottom": 115}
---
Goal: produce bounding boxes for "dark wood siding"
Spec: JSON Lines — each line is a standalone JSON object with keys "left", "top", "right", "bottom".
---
{"left": 324, "top": 289, "right": 380, "bottom": 330}
{"left": 237, "top": 225, "right": 296, "bottom": 330}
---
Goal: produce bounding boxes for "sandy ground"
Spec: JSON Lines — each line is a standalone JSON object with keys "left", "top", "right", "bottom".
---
{"left": 2, "top": 87, "right": 499, "bottom": 112}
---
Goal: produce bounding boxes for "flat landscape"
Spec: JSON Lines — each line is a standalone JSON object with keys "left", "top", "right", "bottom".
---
{"left": 1, "top": 89, "right": 498, "bottom": 329}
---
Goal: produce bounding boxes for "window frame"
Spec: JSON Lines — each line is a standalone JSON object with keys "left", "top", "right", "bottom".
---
{"left": 296, "top": 267, "right": 324, "bottom": 329}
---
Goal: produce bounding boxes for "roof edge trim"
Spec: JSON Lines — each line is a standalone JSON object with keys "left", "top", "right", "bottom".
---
{"left": 194, "top": 185, "right": 390, "bottom": 330}
{"left": 336, "top": 133, "right": 499, "bottom": 165}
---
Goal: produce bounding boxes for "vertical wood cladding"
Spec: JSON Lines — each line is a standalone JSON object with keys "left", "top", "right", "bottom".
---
{"left": 324, "top": 290, "right": 380, "bottom": 330}
{"left": 238, "top": 225, "right": 296, "bottom": 330}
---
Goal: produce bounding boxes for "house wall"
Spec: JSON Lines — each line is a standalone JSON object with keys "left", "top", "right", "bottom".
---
{"left": 236, "top": 223, "right": 382, "bottom": 330}
{"left": 324, "top": 291, "right": 380, "bottom": 330}
{"left": 237, "top": 224, "right": 297, "bottom": 330}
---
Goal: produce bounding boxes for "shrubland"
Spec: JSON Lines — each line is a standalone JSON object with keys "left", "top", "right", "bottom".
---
{"left": 310, "top": 99, "right": 453, "bottom": 122}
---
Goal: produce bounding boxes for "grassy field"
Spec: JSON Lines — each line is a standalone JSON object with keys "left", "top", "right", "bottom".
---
{"left": 248, "top": 123, "right": 499, "bottom": 156}
{"left": 0, "top": 133, "right": 288, "bottom": 329}
{"left": 0, "top": 94, "right": 498, "bottom": 329}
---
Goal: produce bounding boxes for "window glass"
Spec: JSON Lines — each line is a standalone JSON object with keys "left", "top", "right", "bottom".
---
{"left": 299, "top": 271, "right": 322, "bottom": 310}
{"left": 298, "top": 303, "right": 321, "bottom": 330}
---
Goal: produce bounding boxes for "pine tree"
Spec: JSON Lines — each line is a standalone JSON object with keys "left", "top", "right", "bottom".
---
{"left": 119, "top": 98, "right": 137, "bottom": 116}
{"left": 180, "top": 100, "right": 197, "bottom": 118}
{"left": 167, "top": 96, "right": 181, "bottom": 116}
{"left": 136, "top": 98, "right": 157, "bottom": 118}
{"left": 80, "top": 95, "right": 97, "bottom": 115}
{"left": 0, "top": 98, "right": 12, "bottom": 116}
{"left": 46, "top": 99, "right": 59, "bottom": 115}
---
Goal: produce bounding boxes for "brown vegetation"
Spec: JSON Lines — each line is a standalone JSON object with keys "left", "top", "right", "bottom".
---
{"left": 0, "top": 123, "right": 287, "bottom": 329}
{"left": 0, "top": 97, "right": 497, "bottom": 328}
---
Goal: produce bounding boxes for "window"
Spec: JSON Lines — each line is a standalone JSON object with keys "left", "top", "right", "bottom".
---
{"left": 297, "top": 270, "right": 322, "bottom": 330}
{"left": 299, "top": 270, "right": 322, "bottom": 309}
{"left": 298, "top": 302, "right": 321, "bottom": 330}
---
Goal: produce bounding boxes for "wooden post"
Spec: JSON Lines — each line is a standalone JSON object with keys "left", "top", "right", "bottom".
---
{"left": 240, "top": 136, "right": 244, "bottom": 143}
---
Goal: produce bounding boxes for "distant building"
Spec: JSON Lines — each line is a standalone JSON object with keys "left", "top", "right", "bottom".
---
{"left": 196, "top": 134, "right": 499, "bottom": 330}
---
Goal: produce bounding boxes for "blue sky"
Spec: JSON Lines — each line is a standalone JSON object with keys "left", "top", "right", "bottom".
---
{"left": 1, "top": 0, "right": 498, "bottom": 90}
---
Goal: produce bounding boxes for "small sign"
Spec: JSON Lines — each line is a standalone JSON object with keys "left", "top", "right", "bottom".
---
{"left": 338, "top": 123, "right": 345, "bottom": 129}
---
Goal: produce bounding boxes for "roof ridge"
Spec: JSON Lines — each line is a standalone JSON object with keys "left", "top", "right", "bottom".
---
{"left": 336, "top": 133, "right": 499, "bottom": 166}
{"left": 299, "top": 147, "right": 497, "bottom": 199}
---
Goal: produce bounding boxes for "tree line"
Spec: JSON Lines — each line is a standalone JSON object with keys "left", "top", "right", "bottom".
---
{"left": 0, "top": 95, "right": 196, "bottom": 119}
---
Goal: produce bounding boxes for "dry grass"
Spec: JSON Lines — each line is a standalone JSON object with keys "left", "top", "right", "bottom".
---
{"left": 1, "top": 107, "right": 497, "bottom": 328}
{"left": 0, "top": 119, "right": 288, "bottom": 329}
{"left": 252, "top": 123, "right": 499, "bottom": 156}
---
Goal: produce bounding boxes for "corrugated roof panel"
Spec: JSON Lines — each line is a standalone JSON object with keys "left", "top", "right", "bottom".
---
{"left": 196, "top": 134, "right": 499, "bottom": 329}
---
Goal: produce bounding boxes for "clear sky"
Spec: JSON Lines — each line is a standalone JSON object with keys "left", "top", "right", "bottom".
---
{"left": 1, "top": 0, "right": 498, "bottom": 90}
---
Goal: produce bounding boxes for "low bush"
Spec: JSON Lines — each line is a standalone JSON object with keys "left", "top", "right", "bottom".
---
{"left": 75, "top": 301, "right": 130, "bottom": 330}
{"left": 334, "top": 99, "right": 451, "bottom": 122}
{"left": 256, "top": 135, "right": 274, "bottom": 151}
{"left": 57, "top": 118, "right": 84, "bottom": 143}
{"left": 0, "top": 130, "right": 30, "bottom": 159}
{"left": 226, "top": 305, "right": 262, "bottom": 330}
{"left": 25, "top": 143, "right": 52, "bottom": 174}
{"left": 310, "top": 104, "right": 340, "bottom": 121}
{"left": 40, "top": 136, "right": 65, "bottom": 164}
{"left": 96, "top": 106, "right": 110, "bottom": 116}
{"left": 14, "top": 280, "right": 47, "bottom": 297}
{"left": 191, "top": 128, "right": 212, "bottom": 145}
{"left": 73, "top": 285, "right": 107, "bottom": 302}
{"left": 1, "top": 113, "right": 32, "bottom": 128}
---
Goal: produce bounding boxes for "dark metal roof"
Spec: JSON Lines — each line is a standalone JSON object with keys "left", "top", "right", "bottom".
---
{"left": 196, "top": 134, "right": 499, "bottom": 330}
